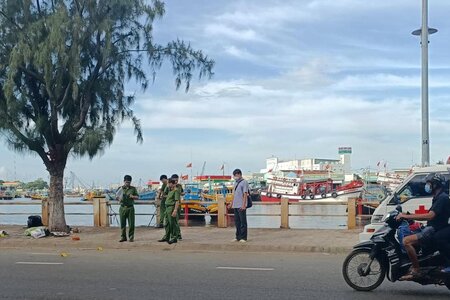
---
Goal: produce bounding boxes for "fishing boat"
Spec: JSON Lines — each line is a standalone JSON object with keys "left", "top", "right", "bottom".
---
{"left": 30, "top": 192, "right": 48, "bottom": 201}
{"left": 83, "top": 190, "right": 115, "bottom": 201}
{"left": 189, "top": 175, "right": 232, "bottom": 214}
{"left": 64, "top": 190, "right": 84, "bottom": 198}
{"left": 376, "top": 171, "right": 408, "bottom": 191}
{"left": 0, "top": 187, "right": 16, "bottom": 200}
{"left": 139, "top": 190, "right": 157, "bottom": 200}
{"left": 183, "top": 183, "right": 203, "bottom": 201}
{"left": 260, "top": 172, "right": 364, "bottom": 202}
{"left": 178, "top": 183, "right": 207, "bottom": 219}
{"left": 138, "top": 180, "right": 160, "bottom": 200}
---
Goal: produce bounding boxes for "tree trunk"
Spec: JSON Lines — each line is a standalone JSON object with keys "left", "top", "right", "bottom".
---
{"left": 48, "top": 166, "right": 68, "bottom": 232}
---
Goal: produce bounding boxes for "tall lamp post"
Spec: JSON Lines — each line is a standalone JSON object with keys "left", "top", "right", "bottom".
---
{"left": 412, "top": 0, "right": 437, "bottom": 167}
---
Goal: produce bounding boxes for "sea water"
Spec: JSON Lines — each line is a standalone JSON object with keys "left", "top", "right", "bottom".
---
{"left": 0, "top": 198, "right": 349, "bottom": 229}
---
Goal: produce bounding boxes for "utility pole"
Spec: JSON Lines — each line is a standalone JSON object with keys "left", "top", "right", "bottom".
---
{"left": 412, "top": 0, "right": 437, "bottom": 167}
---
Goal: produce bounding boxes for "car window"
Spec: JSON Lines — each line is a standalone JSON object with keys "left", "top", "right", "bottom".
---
{"left": 390, "top": 174, "right": 427, "bottom": 204}
{"left": 389, "top": 173, "right": 450, "bottom": 204}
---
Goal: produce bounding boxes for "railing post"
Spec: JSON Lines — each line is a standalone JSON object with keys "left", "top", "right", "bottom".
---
{"left": 93, "top": 198, "right": 101, "bottom": 227}
{"left": 357, "top": 198, "right": 363, "bottom": 216}
{"left": 99, "top": 199, "right": 109, "bottom": 227}
{"left": 347, "top": 197, "right": 356, "bottom": 230}
{"left": 184, "top": 201, "right": 189, "bottom": 226}
{"left": 217, "top": 194, "right": 227, "bottom": 228}
{"left": 41, "top": 199, "right": 49, "bottom": 226}
{"left": 280, "top": 197, "right": 290, "bottom": 229}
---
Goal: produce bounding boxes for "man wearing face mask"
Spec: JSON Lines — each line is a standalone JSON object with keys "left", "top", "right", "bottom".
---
{"left": 228, "top": 169, "right": 250, "bottom": 243}
{"left": 396, "top": 173, "right": 450, "bottom": 280}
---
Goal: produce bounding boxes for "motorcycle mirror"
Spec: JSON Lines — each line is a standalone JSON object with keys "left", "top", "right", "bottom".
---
{"left": 396, "top": 205, "right": 403, "bottom": 212}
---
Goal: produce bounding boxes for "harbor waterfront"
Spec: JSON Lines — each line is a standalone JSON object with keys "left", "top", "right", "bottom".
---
{"left": 0, "top": 197, "right": 353, "bottom": 229}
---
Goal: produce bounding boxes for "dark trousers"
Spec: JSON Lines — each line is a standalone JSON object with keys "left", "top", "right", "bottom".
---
{"left": 234, "top": 208, "right": 247, "bottom": 241}
{"left": 434, "top": 226, "right": 450, "bottom": 266}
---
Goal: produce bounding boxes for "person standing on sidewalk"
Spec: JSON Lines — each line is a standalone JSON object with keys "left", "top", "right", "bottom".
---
{"left": 229, "top": 169, "right": 249, "bottom": 243}
{"left": 158, "top": 178, "right": 180, "bottom": 244}
{"left": 170, "top": 174, "right": 184, "bottom": 240}
{"left": 156, "top": 175, "right": 168, "bottom": 228}
{"left": 118, "top": 175, "right": 139, "bottom": 242}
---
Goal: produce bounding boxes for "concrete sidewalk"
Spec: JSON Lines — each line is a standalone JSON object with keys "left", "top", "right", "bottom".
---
{"left": 0, "top": 225, "right": 360, "bottom": 254}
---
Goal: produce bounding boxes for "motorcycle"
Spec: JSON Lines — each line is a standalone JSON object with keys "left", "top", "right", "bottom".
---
{"left": 342, "top": 206, "right": 450, "bottom": 291}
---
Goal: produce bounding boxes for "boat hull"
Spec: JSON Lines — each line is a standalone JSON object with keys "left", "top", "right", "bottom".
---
{"left": 260, "top": 190, "right": 361, "bottom": 203}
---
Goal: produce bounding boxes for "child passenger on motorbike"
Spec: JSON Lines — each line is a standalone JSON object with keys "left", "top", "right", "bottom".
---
{"left": 395, "top": 173, "right": 450, "bottom": 280}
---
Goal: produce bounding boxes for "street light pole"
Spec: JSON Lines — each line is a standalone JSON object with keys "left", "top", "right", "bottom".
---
{"left": 412, "top": 0, "right": 437, "bottom": 167}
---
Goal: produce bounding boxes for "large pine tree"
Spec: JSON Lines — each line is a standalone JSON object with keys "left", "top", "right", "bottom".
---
{"left": 0, "top": 0, "right": 214, "bottom": 231}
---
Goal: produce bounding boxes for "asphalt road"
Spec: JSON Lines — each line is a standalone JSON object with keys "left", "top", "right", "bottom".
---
{"left": 0, "top": 249, "right": 448, "bottom": 300}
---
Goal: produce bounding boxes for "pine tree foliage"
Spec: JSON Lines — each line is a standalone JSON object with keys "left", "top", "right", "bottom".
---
{"left": 0, "top": 0, "right": 214, "bottom": 230}
{"left": 0, "top": 0, "right": 214, "bottom": 170}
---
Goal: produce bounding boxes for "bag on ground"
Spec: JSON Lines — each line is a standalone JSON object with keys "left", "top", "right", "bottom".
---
{"left": 27, "top": 215, "right": 43, "bottom": 228}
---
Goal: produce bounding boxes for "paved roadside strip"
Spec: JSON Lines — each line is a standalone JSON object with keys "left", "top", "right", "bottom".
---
{"left": 0, "top": 226, "right": 360, "bottom": 254}
{"left": 16, "top": 262, "right": 64, "bottom": 265}
{"left": 216, "top": 267, "right": 275, "bottom": 271}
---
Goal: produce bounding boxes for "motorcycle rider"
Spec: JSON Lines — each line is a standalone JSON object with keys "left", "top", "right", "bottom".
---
{"left": 434, "top": 225, "right": 450, "bottom": 273}
{"left": 395, "top": 173, "right": 450, "bottom": 280}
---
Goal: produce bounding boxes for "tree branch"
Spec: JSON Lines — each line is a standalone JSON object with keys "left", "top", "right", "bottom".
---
{"left": 0, "top": 10, "right": 23, "bottom": 30}
{"left": 73, "top": 32, "right": 103, "bottom": 132}
{"left": 6, "top": 121, "right": 50, "bottom": 166}
{"left": 57, "top": 81, "right": 71, "bottom": 110}
{"left": 36, "top": 0, "right": 42, "bottom": 15}
{"left": 18, "top": 66, "right": 45, "bottom": 84}
{"left": 112, "top": 32, "right": 133, "bottom": 45}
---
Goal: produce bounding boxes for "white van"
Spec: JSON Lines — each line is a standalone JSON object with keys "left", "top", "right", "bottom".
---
{"left": 359, "top": 164, "right": 450, "bottom": 242}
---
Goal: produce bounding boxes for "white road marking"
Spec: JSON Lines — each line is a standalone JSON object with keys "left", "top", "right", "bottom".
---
{"left": 216, "top": 267, "right": 274, "bottom": 271}
{"left": 16, "top": 262, "right": 64, "bottom": 265}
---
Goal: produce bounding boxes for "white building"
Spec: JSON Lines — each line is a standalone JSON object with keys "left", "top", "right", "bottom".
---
{"left": 261, "top": 147, "right": 353, "bottom": 176}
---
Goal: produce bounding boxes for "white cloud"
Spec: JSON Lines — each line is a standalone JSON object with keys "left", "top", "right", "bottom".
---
{"left": 224, "top": 46, "right": 259, "bottom": 62}
{"left": 262, "top": 58, "right": 334, "bottom": 90}
{"left": 333, "top": 73, "right": 450, "bottom": 91}
{"left": 4, "top": 0, "right": 450, "bottom": 184}
{"left": 204, "top": 24, "right": 260, "bottom": 41}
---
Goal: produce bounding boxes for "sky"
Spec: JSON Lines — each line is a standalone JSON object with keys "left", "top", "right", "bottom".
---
{"left": 2, "top": 0, "right": 450, "bottom": 187}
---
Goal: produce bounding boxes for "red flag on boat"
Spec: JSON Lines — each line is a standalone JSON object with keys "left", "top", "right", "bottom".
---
{"left": 186, "top": 163, "right": 192, "bottom": 168}
{"left": 446, "top": 156, "right": 450, "bottom": 164}
{"left": 181, "top": 174, "right": 189, "bottom": 180}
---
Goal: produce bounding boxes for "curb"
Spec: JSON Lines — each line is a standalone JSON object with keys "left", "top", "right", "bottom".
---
{"left": 0, "top": 238, "right": 352, "bottom": 254}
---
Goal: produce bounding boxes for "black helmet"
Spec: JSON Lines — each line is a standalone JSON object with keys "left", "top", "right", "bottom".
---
{"left": 425, "top": 173, "right": 446, "bottom": 188}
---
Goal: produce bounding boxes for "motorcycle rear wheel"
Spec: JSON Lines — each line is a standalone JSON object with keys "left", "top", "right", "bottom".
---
{"left": 342, "top": 248, "right": 386, "bottom": 291}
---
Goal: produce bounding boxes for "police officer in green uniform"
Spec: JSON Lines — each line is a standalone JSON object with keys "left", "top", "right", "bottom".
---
{"left": 118, "top": 175, "right": 139, "bottom": 242}
{"left": 156, "top": 175, "right": 169, "bottom": 228}
{"left": 170, "top": 174, "right": 184, "bottom": 240}
{"left": 158, "top": 178, "right": 180, "bottom": 244}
